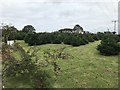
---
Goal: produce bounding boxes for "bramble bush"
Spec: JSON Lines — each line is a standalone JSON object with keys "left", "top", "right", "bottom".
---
{"left": 2, "top": 43, "right": 60, "bottom": 88}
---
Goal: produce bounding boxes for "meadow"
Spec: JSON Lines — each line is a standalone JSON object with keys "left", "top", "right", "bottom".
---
{"left": 4, "top": 40, "right": 118, "bottom": 88}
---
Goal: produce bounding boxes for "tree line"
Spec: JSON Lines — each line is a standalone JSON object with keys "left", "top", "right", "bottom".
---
{"left": 1, "top": 24, "right": 35, "bottom": 43}
{"left": 1, "top": 24, "right": 120, "bottom": 55}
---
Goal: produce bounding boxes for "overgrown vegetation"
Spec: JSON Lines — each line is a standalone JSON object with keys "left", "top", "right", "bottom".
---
{"left": 2, "top": 42, "right": 71, "bottom": 88}
{"left": 2, "top": 43, "right": 49, "bottom": 88}
{"left": 1, "top": 23, "right": 119, "bottom": 88}
{"left": 5, "top": 40, "right": 118, "bottom": 88}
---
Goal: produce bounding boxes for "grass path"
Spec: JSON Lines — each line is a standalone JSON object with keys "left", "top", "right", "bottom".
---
{"left": 11, "top": 40, "right": 119, "bottom": 88}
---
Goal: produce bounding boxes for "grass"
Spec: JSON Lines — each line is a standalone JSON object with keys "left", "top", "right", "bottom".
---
{"left": 4, "top": 40, "right": 119, "bottom": 88}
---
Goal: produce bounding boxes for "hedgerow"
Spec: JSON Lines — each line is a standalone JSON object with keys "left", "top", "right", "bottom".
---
{"left": 24, "top": 32, "right": 99, "bottom": 47}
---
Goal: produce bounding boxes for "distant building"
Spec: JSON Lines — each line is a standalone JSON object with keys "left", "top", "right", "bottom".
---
{"left": 58, "top": 24, "right": 84, "bottom": 34}
{"left": 58, "top": 28, "right": 73, "bottom": 33}
{"left": 73, "top": 24, "right": 84, "bottom": 34}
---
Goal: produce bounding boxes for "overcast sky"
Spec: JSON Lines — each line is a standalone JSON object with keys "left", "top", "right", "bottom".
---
{"left": 0, "top": 0, "right": 119, "bottom": 33}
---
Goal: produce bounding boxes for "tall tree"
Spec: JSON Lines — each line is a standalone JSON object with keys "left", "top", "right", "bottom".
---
{"left": 22, "top": 25, "right": 35, "bottom": 33}
{"left": 2, "top": 24, "right": 17, "bottom": 43}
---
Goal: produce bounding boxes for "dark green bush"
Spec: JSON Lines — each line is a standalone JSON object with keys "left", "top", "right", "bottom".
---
{"left": 81, "top": 37, "right": 89, "bottom": 44}
{"left": 52, "top": 34, "right": 62, "bottom": 44}
{"left": 97, "top": 34, "right": 120, "bottom": 56}
{"left": 16, "top": 31, "right": 26, "bottom": 40}
{"left": 63, "top": 34, "right": 72, "bottom": 45}
{"left": 92, "top": 34, "right": 99, "bottom": 41}
{"left": 97, "top": 32, "right": 104, "bottom": 40}
{"left": 70, "top": 36, "right": 81, "bottom": 46}
{"left": 28, "top": 34, "right": 39, "bottom": 46}
{"left": 24, "top": 33, "right": 34, "bottom": 43}
{"left": 24, "top": 32, "right": 99, "bottom": 47}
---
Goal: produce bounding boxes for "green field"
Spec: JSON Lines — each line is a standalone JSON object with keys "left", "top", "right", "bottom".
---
{"left": 5, "top": 40, "right": 118, "bottom": 88}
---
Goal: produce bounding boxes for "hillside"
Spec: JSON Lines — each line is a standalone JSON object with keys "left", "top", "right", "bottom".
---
{"left": 4, "top": 40, "right": 118, "bottom": 88}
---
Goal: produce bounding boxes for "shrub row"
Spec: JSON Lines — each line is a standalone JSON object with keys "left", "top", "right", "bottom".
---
{"left": 8, "top": 31, "right": 27, "bottom": 40}
{"left": 24, "top": 33, "right": 99, "bottom": 46}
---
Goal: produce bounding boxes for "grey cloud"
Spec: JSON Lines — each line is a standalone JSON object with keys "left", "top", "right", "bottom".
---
{"left": 0, "top": 0, "right": 118, "bottom": 33}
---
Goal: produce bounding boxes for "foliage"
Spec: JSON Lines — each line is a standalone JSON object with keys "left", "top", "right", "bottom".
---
{"left": 43, "top": 47, "right": 72, "bottom": 76}
{"left": 2, "top": 24, "right": 17, "bottom": 43}
{"left": 24, "top": 33, "right": 34, "bottom": 43}
{"left": 27, "top": 34, "right": 39, "bottom": 46}
{"left": 13, "top": 40, "right": 118, "bottom": 88}
{"left": 97, "top": 32, "right": 105, "bottom": 40}
{"left": 2, "top": 43, "right": 37, "bottom": 77}
{"left": 24, "top": 33, "right": 97, "bottom": 47}
{"left": 2, "top": 41, "right": 72, "bottom": 88}
{"left": 91, "top": 34, "right": 99, "bottom": 41}
{"left": 22, "top": 25, "right": 35, "bottom": 33}
{"left": 97, "top": 34, "right": 120, "bottom": 56}
{"left": 2, "top": 43, "right": 50, "bottom": 88}
{"left": 70, "top": 36, "right": 82, "bottom": 46}
{"left": 15, "top": 31, "right": 26, "bottom": 40}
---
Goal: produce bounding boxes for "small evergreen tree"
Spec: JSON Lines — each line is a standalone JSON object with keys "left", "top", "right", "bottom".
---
{"left": 70, "top": 36, "right": 81, "bottom": 46}
{"left": 97, "top": 34, "right": 120, "bottom": 56}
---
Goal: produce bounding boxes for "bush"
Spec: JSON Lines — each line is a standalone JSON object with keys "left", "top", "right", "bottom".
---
{"left": 81, "top": 37, "right": 89, "bottom": 44}
{"left": 70, "top": 36, "right": 86, "bottom": 46}
{"left": 2, "top": 44, "right": 51, "bottom": 88}
{"left": 83, "top": 34, "right": 95, "bottom": 42}
{"left": 97, "top": 34, "right": 120, "bottom": 56}
{"left": 70, "top": 36, "right": 80, "bottom": 46}
{"left": 16, "top": 31, "right": 26, "bottom": 40}
{"left": 97, "top": 32, "right": 104, "bottom": 40}
{"left": 24, "top": 33, "right": 34, "bottom": 43}
{"left": 92, "top": 34, "right": 99, "bottom": 41}
{"left": 29, "top": 34, "right": 40, "bottom": 46}
{"left": 24, "top": 32, "right": 98, "bottom": 47}
{"left": 52, "top": 34, "right": 62, "bottom": 44}
{"left": 63, "top": 34, "right": 72, "bottom": 45}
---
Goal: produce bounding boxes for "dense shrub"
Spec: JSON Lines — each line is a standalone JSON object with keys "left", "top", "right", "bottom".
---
{"left": 114, "top": 35, "right": 120, "bottom": 42}
{"left": 70, "top": 36, "right": 81, "bottom": 46}
{"left": 52, "top": 34, "right": 62, "bottom": 44}
{"left": 82, "top": 37, "right": 89, "bottom": 44}
{"left": 92, "top": 34, "right": 99, "bottom": 41}
{"left": 24, "top": 33, "right": 34, "bottom": 43}
{"left": 2, "top": 43, "right": 51, "bottom": 88}
{"left": 15, "top": 31, "right": 26, "bottom": 40}
{"left": 97, "top": 32, "right": 105, "bottom": 40}
{"left": 24, "top": 32, "right": 99, "bottom": 47}
{"left": 83, "top": 34, "right": 95, "bottom": 42}
{"left": 8, "top": 31, "right": 26, "bottom": 40}
{"left": 87, "top": 35, "right": 95, "bottom": 42}
{"left": 8, "top": 32, "right": 16, "bottom": 40}
{"left": 63, "top": 34, "right": 72, "bottom": 45}
{"left": 38, "top": 33, "right": 49, "bottom": 44}
{"left": 97, "top": 34, "right": 120, "bottom": 56}
{"left": 28, "top": 34, "right": 40, "bottom": 46}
